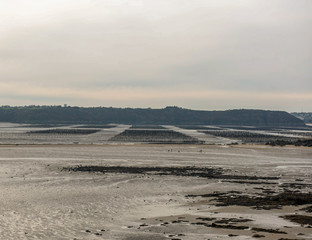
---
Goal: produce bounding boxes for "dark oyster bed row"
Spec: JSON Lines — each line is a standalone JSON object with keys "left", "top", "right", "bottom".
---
{"left": 201, "top": 130, "right": 302, "bottom": 144}
{"left": 109, "top": 130, "right": 203, "bottom": 144}
{"left": 130, "top": 125, "right": 167, "bottom": 129}
{"left": 27, "top": 129, "right": 101, "bottom": 135}
{"left": 266, "top": 139, "right": 312, "bottom": 147}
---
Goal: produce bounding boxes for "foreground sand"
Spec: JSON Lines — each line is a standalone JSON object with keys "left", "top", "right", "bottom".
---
{"left": 0, "top": 144, "right": 311, "bottom": 240}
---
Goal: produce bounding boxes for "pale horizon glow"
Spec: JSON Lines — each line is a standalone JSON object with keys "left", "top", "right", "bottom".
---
{"left": 0, "top": 0, "right": 311, "bottom": 112}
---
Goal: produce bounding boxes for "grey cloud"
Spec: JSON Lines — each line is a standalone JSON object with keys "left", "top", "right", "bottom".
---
{"left": 0, "top": 0, "right": 311, "bottom": 110}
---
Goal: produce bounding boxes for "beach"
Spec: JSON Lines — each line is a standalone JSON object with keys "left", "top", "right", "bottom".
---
{"left": 0, "top": 144, "right": 311, "bottom": 239}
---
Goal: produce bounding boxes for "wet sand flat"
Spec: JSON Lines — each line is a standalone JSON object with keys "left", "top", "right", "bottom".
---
{"left": 0, "top": 144, "right": 311, "bottom": 239}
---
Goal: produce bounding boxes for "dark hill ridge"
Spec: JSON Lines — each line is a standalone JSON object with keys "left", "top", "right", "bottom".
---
{"left": 0, "top": 106, "right": 305, "bottom": 126}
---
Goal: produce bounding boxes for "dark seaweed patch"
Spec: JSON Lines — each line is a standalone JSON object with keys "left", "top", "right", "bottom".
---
{"left": 251, "top": 227, "right": 286, "bottom": 234}
{"left": 187, "top": 191, "right": 312, "bottom": 210}
{"left": 64, "top": 165, "right": 222, "bottom": 177}
{"left": 186, "top": 191, "right": 241, "bottom": 198}
{"left": 208, "top": 223, "right": 249, "bottom": 230}
{"left": 253, "top": 234, "right": 265, "bottom": 238}
{"left": 228, "top": 234, "right": 239, "bottom": 237}
{"left": 222, "top": 180, "right": 277, "bottom": 185}
{"left": 196, "top": 217, "right": 216, "bottom": 221}
{"left": 64, "top": 166, "right": 278, "bottom": 182}
{"left": 281, "top": 215, "right": 312, "bottom": 225}
{"left": 214, "top": 218, "right": 253, "bottom": 224}
{"left": 300, "top": 206, "right": 312, "bottom": 213}
{"left": 278, "top": 238, "right": 301, "bottom": 240}
{"left": 192, "top": 222, "right": 249, "bottom": 230}
{"left": 216, "top": 192, "right": 312, "bottom": 209}
{"left": 280, "top": 183, "right": 312, "bottom": 190}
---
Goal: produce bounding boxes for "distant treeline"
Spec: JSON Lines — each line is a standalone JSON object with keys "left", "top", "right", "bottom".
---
{"left": 291, "top": 112, "right": 312, "bottom": 124}
{"left": 0, "top": 106, "right": 305, "bottom": 126}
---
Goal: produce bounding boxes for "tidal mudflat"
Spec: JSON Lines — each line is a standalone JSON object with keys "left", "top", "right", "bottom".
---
{"left": 0, "top": 144, "right": 311, "bottom": 240}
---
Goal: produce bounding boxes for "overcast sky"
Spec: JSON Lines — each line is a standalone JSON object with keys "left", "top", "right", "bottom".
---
{"left": 0, "top": 0, "right": 311, "bottom": 111}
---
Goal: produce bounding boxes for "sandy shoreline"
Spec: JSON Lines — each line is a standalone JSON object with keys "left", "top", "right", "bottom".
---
{"left": 0, "top": 142, "right": 310, "bottom": 148}
{"left": 0, "top": 144, "right": 311, "bottom": 239}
